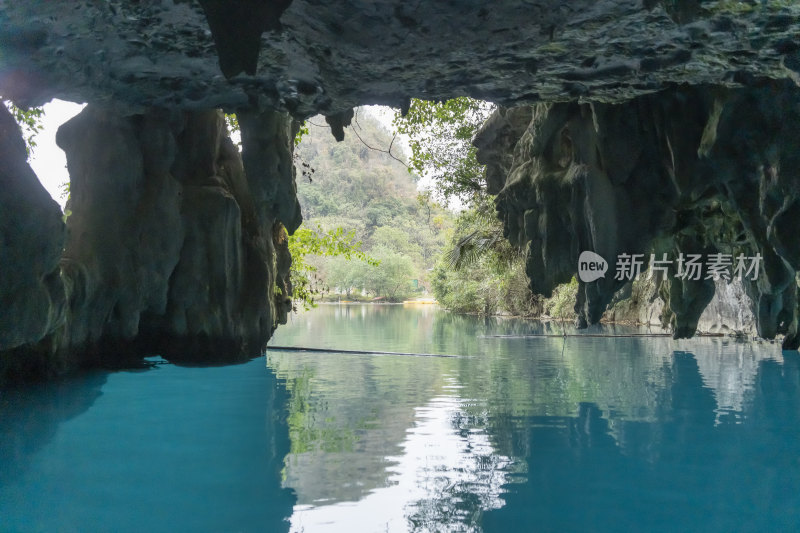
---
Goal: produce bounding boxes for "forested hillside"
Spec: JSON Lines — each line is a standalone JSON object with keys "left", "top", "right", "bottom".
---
{"left": 294, "top": 110, "right": 453, "bottom": 301}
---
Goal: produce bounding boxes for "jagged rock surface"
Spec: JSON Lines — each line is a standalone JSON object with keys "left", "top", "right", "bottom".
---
{"left": 3, "top": 1, "right": 800, "bottom": 382}
{"left": 0, "top": 105, "right": 66, "bottom": 376}
{"left": 604, "top": 277, "right": 758, "bottom": 337}
{"left": 1, "top": 105, "right": 296, "bottom": 382}
{"left": 2, "top": 1, "right": 800, "bottom": 117}
{"left": 476, "top": 81, "right": 800, "bottom": 348}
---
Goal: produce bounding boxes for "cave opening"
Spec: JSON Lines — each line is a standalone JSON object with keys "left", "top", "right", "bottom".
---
{"left": 3, "top": 2, "right": 800, "bottom": 531}
{"left": 2, "top": 1, "right": 800, "bottom": 382}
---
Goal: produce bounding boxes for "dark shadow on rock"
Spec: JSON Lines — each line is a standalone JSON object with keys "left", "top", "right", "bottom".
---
{"left": 198, "top": 0, "right": 293, "bottom": 78}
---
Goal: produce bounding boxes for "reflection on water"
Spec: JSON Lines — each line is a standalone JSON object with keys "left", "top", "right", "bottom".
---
{"left": 0, "top": 371, "right": 108, "bottom": 486}
{"left": 286, "top": 381, "right": 512, "bottom": 533}
{"left": 1, "top": 304, "right": 798, "bottom": 532}
{"left": 270, "top": 304, "right": 800, "bottom": 532}
{"left": 0, "top": 360, "right": 295, "bottom": 532}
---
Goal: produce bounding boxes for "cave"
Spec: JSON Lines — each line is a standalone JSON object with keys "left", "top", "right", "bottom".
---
{"left": 2, "top": 0, "right": 800, "bottom": 384}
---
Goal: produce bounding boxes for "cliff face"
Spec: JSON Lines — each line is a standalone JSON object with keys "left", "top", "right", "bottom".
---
{"left": 0, "top": 105, "right": 67, "bottom": 377}
{"left": 475, "top": 82, "right": 800, "bottom": 348}
{"left": 3, "top": 1, "right": 800, "bottom": 381}
{"left": 1, "top": 104, "right": 298, "bottom": 381}
{"left": 604, "top": 277, "right": 758, "bottom": 337}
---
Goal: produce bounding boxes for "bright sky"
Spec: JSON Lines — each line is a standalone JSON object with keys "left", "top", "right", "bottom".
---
{"left": 28, "top": 99, "right": 86, "bottom": 209}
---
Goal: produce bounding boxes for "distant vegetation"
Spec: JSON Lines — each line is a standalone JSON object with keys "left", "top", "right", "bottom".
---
{"left": 393, "top": 98, "right": 546, "bottom": 317}
{"left": 292, "top": 110, "right": 453, "bottom": 303}
{"left": 292, "top": 100, "right": 576, "bottom": 318}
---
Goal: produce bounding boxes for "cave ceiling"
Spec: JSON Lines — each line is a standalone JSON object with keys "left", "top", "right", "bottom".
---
{"left": 1, "top": 1, "right": 799, "bottom": 116}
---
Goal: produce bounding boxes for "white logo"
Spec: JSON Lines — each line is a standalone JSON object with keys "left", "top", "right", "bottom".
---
{"left": 578, "top": 251, "right": 608, "bottom": 283}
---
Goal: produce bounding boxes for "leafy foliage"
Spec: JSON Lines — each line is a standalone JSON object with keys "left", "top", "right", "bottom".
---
{"left": 443, "top": 196, "right": 520, "bottom": 270}
{"left": 294, "top": 110, "right": 454, "bottom": 302}
{"left": 431, "top": 198, "right": 539, "bottom": 316}
{"left": 544, "top": 276, "right": 578, "bottom": 325}
{"left": 294, "top": 122, "right": 309, "bottom": 147}
{"left": 392, "top": 97, "right": 544, "bottom": 314}
{"left": 394, "top": 97, "right": 533, "bottom": 313}
{"left": 393, "top": 97, "right": 496, "bottom": 206}
{"left": 2, "top": 99, "right": 44, "bottom": 159}
{"left": 224, "top": 113, "right": 240, "bottom": 145}
{"left": 395, "top": 97, "right": 577, "bottom": 318}
{"left": 362, "top": 247, "right": 416, "bottom": 300}
{"left": 287, "top": 224, "right": 377, "bottom": 311}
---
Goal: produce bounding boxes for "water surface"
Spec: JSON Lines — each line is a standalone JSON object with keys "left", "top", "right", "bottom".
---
{"left": 2, "top": 304, "right": 798, "bottom": 532}
{"left": 270, "top": 304, "right": 799, "bottom": 532}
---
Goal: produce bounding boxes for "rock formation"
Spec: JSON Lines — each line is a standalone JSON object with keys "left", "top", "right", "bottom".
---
{"left": 604, "top": 277, "right": 758, "bottom": 337}
{"left": 475, "top": 81, "right": 800, "bottom": 348}
{"left": 2, "top": 1, "right": 800, "bottom": 113}
{"left": 2, "top": 1, "right": 800, "bottom": 381}
{"left": 1, "top": 104, "right": 296, "bottom": 382}
{"left": 0, "top": 104, "right": 67, "bottom": 379}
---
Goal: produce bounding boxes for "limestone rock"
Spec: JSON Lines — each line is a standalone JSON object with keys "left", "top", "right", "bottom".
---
{"left": 604, "top": 277, "right": 758, "bottom": 337}
{"left": 476, "top": 81, "right": 800, "bottom": 347}
{"left": 1, "top": 104, "right": 299, "bottom": 383}
{"left": 2, "top": 2, "right": 800, "bottom": 115}
{"left": 0, "top": 104, "right": 66, "bottom": 370}
{"left": 4, "top": 1, "right": 800, "bottom": 383}
{"left": 56, "top": 106, "right": 297, "bottom": 365}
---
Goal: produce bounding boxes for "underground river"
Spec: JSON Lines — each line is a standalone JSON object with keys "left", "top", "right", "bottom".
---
{"left": 2, "top": 304, "right": 798, "bottom": 532}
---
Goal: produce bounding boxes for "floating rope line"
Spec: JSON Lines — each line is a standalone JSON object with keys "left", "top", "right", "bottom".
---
{"left": 479, "top": 333, "right": 725, "bottom": 338}
{"left": 267, "top": 346, "right": 461, "bottom": 358}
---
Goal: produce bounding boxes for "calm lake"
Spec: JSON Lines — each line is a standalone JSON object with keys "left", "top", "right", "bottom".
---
{"left": 2, "top": 304, "right": 799, "bottom": 532}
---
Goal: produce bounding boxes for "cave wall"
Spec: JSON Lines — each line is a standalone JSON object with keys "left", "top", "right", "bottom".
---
{"left": 0, "top": 105, "right": 297, "bottom": 382}
{"left": 3, "top": 2, "right": 800, "bottom": 384}
{"left": 0, "top": 104, "right": 67, "bottom": 379}
{"left": 604, "top": 277, "right": 758, "bottom": 337}
{"left": 475, "top": 81, "right": 800, "bottom": 348}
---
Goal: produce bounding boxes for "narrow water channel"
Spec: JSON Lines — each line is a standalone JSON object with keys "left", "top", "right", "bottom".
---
{"left": 2, "top": 304, "right": 798, "bottom": 532}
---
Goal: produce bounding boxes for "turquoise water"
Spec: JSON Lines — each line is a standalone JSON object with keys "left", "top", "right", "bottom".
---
{"left": 2, "top": 304, "right": 799, "bottom": 532}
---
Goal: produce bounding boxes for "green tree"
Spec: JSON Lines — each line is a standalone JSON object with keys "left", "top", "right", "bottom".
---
{"left": 431, "top": 195, "right": 541, "bottom": 316}
{"left": 392, "top": 98, "right": 553, "bottom": 316}
{"left": 393, "top": 97, "right": 495, "bottom": 206}
{"left": 287, "top": 224, "right": 377, "bottom": 310}
{"left": 363, "top": 247, "right": 415, "bottom": 301}
{"left": 293, "top": 109, "right": 454, "bottom": 299}
{"left": 326, "top": 256, "right": 369, "bottom": 298}
{"left": 371, "top": 226, "right": 422, "bottom": 264}
{"left": 544, "top": 276, "right": 578, "bottom": 331}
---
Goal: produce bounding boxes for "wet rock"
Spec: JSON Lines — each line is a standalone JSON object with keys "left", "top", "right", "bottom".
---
{"left": 1, "top": 104, "right": 298, "bottom": 382}
{"left": 0, "top": 104, "right": 65, "bottom": 360}
{"left": 477, "top": 81, "right": 800, "bottom": 347}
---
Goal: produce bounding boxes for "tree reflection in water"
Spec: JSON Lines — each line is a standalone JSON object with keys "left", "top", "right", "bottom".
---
{"left": 271, "top": 305, "right": 799, "bottom": 532}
